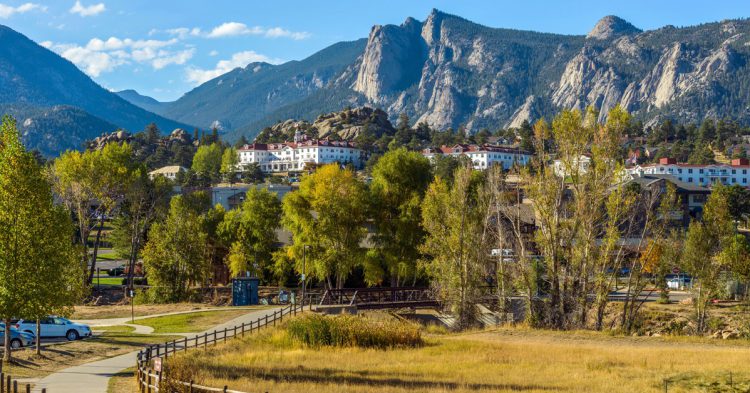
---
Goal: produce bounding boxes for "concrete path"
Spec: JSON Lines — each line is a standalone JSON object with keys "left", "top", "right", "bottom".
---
{"left": 32, "top": 307, "right": 283, "bottom": 393}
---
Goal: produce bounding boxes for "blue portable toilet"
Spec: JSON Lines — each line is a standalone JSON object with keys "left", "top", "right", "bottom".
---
{"left": 232, "top": 277, "right": 260, "bottom": 306}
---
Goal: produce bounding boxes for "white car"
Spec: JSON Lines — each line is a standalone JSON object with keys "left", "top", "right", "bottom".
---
{"left": 15, "top": 317, "right": 91, "bottom": 341}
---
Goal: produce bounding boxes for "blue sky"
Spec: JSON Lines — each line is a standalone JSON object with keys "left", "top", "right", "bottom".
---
{"left": 1, "top": 0, "right": 749, "bottom": 101}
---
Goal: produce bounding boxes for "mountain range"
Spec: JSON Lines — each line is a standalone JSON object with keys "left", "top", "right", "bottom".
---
{"left": 0, "top": 25, "right": 193, "bottom": 155}
{"left": 4, "top": 10, "right": 750, "bottom": 154}
{"left": 123, "top": 10, "right": 750, "bottom": 141}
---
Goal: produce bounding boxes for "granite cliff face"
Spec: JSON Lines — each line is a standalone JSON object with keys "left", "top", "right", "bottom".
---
{"left": 153, "top": 11, "right": 750, "bottom": 140}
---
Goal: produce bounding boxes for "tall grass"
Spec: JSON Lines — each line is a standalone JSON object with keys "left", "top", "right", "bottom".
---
{"left": 285, "top": 314, "right": 423, "bottom": 349}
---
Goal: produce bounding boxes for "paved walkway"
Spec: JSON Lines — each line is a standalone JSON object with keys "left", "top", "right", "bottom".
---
{"left": 32, "top": 307, "right": 283, "bottom": 393}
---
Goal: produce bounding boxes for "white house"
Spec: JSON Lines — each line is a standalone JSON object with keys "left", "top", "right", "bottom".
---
{"left": 148, "top": 165, "right": 187, "bottom": 180}
{"left": 628, "top": 157, "right": 750, "bottom": 188}
{"left": 552, "top": 155, "right": 592, "bottom": 177}
{"left": 421, "top": 144, "right": 532, "bottom": 170}
{"left": 237, "top": 131, "right": 363, "bottom": 173}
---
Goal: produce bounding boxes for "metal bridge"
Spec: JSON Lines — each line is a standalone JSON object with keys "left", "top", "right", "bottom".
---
{"left": 318, "top": 287, "right": 439, "bottom": 309}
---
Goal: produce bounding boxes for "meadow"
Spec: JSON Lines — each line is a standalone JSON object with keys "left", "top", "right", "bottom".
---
{"left": 161, "top": 317, "right": 750, "bottom": 393}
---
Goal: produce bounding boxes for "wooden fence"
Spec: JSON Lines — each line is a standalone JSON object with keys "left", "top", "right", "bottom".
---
{"left": 136, "top": 301, "right": 308, "bottom": 393}
{"left": 0, "top": 363, "right": 45, "bottom": 393}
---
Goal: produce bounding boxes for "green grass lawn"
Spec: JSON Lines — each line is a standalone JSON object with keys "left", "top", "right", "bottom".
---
{"left": 96, "top": 252, "right": 122, "bottom": 261}
{"left": 93, "top": 276, "right": 124, "bottom": 286}
{"left": 135, "top": 309, "right": 263, "bottom": 333}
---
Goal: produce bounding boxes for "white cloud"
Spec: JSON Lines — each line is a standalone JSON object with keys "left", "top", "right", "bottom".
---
{"left": 45, "top": 35, "right": 192, "bottom": 77}
{"left": 186, "top": 50, "right": 280, "bottom": 85}
{"left": 59, "top": 45, "right": 124, "bottom": 77}
{"left": 0, "top": 2, "right": 46, "bottom": 19}
{"left": 265, "top": 27, "right": 310, "bottom": 40}
{"left": 152, "top": 48, "right": 195, "bottom": 69}
{"left": 69, "top": 0, "right": 105, "bottom": 17}
{"left": 205, "top": 22, "right": 309, "bottom": 40}
{"left": 208, "top": 50, "right": 219, "bottom": 56}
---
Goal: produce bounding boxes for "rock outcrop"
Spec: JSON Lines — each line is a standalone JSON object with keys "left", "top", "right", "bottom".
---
{"left": 586, "top": 15, "right": 642, "bottom": 40}
{"left": 254, "top": 107, "right": 396, "bottom": 142}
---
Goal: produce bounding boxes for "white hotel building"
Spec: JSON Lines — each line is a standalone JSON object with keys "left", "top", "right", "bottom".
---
{"left": 422, "top": 144, "right": 532, "bottom": 170}
{"left": 237, "top": 132, "right": 364, "bottom": 173}
{"left": 628, "top": 157, "right": 750, "bottom": 187}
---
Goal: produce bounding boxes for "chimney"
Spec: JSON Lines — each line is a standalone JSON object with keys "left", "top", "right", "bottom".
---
{"left": 659, "top": 157, "right": 677, "bottom": 165}
{"left": 731, "top": 158, "right": 749, "bottom": 166}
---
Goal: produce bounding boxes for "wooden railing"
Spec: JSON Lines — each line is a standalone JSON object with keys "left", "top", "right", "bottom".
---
{"left": 0, "top": 363, "right": 44, "bottom": 393}
{"left": 136, "top": 301, "right": 308, "bottom": 393}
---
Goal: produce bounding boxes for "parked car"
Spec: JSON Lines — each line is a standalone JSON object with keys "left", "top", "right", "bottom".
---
{"left": 15, "top": 317, "right": 91, "bottom": 341}
{"left": 108, "top": 265, "right": 126, "bottom": 276}
{"left": 0, "top": 324, "right": 34, "bottom": 349}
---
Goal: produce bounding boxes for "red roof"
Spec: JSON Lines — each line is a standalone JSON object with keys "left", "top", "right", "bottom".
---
{"left": 423, "top": 144, "right": 531, "bottom": 155}
{"left": 239, "top": 140, "right": 358, "bottom": 152}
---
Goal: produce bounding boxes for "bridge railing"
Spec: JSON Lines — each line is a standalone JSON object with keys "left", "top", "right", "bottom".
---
{"left": 319, "top": 287, "right": 438, "bottom": 307}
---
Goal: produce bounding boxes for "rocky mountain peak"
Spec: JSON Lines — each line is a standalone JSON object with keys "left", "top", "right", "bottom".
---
{"left": 587, "top": 15, "right": 641, "bottom": 40}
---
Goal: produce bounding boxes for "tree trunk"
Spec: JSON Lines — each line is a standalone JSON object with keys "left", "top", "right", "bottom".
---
{"left": 87, "top": 216, "right": 106, "bottom": 284}
{"left": 35, "top": 319, "right": 41, "bottom": 356}
{"left": 3, "top": 317, "right": 11, "bottom": 362}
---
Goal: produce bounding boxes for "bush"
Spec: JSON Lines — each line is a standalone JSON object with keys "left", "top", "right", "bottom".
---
{"left": 286, "top": 314, "right": 422, "bottom": 349}
{"left": 121, "top": 277, "right": 148, "bottom": 285}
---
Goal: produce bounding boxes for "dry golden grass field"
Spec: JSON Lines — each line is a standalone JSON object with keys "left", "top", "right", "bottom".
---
{"left": 160, "top": 324, "right": 750, "bottom": 393}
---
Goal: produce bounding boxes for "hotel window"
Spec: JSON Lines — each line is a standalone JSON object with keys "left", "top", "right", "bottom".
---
{"left": 688, "top": 169, "right": 693, "bottom": 174}
{"left": 688, "top": 177, "right": 692, "bottom": 183}
{"left": 699, "top": 169, "right": 704, "bottom": 174}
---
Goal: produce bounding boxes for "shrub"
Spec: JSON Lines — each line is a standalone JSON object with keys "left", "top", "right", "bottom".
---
{"left": 121, "top": 277, "right": 148, "bottom": 285}
{"left": 286, "top": 314, "right": 422, "bottom": 349}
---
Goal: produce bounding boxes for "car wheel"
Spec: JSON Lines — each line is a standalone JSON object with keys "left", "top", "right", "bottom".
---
{"left": 10, "top": 339, "right": 22, "bottom": 349}
{"left": 66, "top": 330, "right": 79, "bottom": 341}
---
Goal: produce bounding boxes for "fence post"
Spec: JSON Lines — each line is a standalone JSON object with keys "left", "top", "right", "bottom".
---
{"left": 25, "top": 384, "right": 29, "bottom": 393}
{"left": 213, "top": 330, "right": 217, "bottom": 346}
{"left": 6, "top": 375, "right": 10, "bottom": 393}
{"left": 1, "top": 371, "right": 3, "bottom": 393}
{"left": 223, "top": 386, "right": 228, "bottom": 393}
{"left": 13, "top": 380, "right": 16, "bottom": 393}
{"left": 234, "top": 325, "right": 237, "bottom": 338}
{"left": 265, "top": 314, "right": 269, "bottom": 327}
{"left": 224, "top": 328, "right": 227, "bottom": 343}
{"left": 147, "top": 370, "right": 152, "bottom": 393}
{"left": 241, "top": 322, "right": 245, "bottom": 337}
{"left": 189, "top": 380, "right": 194, "bottom": 393}
{"left": 184, "top": 337, "right": 188, "bottom": 352}
{"left": 204, "top": 333, "right": 208, "bottom": 349}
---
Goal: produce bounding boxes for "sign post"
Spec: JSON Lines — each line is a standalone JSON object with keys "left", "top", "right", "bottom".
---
{"left": 126, "top": 288, "right": 135, "bottom": 323}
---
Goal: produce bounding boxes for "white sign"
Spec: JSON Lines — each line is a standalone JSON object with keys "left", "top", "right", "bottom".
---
{"left": 153, "top": 357, "right": 162, "bottom": 372}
